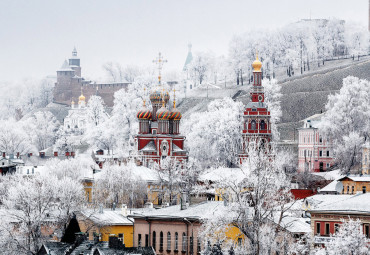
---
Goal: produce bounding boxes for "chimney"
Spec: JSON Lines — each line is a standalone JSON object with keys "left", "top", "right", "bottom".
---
{"left": 71, "top": 151, "right": 75, "bottom": 157}
{"left": 16, "top": 152, "right": 19, "bottom": 158}
{"left": 181, "top": 192, "right": 188, "bottom": 210}
{"left": 54, "top": 151, "right": 58, "bottom": 157}
{"left": 2, "top": 152, "right": 5, "bottom": 158}
{"left": 121, "top": 204, "right": 128, "bottom": 216}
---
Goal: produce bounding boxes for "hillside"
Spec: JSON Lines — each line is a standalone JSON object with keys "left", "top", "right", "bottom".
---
{"left": 178, "top": 57, "right": 370, "bottom": 141}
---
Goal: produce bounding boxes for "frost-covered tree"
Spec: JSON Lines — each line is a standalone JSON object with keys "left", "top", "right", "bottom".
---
{"left": 22, "top": 111, "right": 60, "bottom": 151}
{"left": 183, "top": 97, "right": 243, "bottom": 168}
{"left": 320, "top": 76, "right": 370, "bottom": 174}
{"left": 0, "top": 118, "right": 34, "bottom": 155}
{"left": 263, "top": 79, "right": 282, "bottom": 141}
{"left": 93, "top": 162, "right": 148, "bottom": 208}
{"left": 188, "top": 52, "right": 215, "bottom": 86}
{"left": 0, "top": 174, "right": 85, "bottom": 254}
{"left": 201, "top": 142, "right": 296, "bottom": 254}
{"left": 314, "top": 219, "right": 369, "bottom": 255}
{"left": 86, "top": 95, "right": 107, "bottom": 127}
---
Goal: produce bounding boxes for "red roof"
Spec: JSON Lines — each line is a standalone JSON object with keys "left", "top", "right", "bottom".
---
{"left": 290, "top": 189, "right": 316, "bottom": 200}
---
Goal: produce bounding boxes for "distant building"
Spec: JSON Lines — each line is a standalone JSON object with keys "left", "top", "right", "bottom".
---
{"left": 297, "top": 113, "right": 334, "bottom": 172}
{"left": 53, "top": 47, "right": 129, "bottom": 107}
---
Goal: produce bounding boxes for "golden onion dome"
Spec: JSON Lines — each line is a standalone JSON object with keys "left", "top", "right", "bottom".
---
{"left": 252, "top": 54, "right": 262, "bottom": 72}
{"left": 79, "top": 94, "right": 85, "bottom": 102}
{"left": 156, "top": 106, "right": 170, "bottom": 120}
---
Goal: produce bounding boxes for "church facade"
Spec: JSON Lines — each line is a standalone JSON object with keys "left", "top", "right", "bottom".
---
{"left": 135, "top": 54, "right": 188, "bottom": 167}
{"left": 53, "top": 48, "right": 129, "bottom": 107}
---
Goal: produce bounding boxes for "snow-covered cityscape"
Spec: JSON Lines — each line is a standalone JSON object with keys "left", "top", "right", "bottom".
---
{"left": 1, "top": 1, "right": 370, "bottom": 254}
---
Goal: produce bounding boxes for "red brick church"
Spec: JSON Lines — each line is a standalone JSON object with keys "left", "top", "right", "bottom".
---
{"left": 135, "top": 53, "right": 188, "bottom": 167}
{"left": 238, "top": 54, "right": 272, "bottom": 162}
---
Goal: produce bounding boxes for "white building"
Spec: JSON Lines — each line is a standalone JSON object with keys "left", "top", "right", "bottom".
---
{"left": 63, "top": 92, "right": 88, "bottom": 134}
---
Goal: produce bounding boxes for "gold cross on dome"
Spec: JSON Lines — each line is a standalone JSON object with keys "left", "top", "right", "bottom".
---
{"left": 152, "top": 52, "right": 167, "bottom": 85}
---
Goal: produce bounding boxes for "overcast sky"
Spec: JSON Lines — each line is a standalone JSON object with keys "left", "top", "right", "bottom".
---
{"left": 0, "top": 0, "right": 368, "bottom": 82}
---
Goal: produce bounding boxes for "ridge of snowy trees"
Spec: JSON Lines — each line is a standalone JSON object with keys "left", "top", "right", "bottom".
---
{"left": 320, "top": 76, "right": 370, "bottom": 174}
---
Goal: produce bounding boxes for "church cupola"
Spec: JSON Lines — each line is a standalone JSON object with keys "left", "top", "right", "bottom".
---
{"left": 156, "top": 99, "right": 170, "bottom": 134}
{"left": 78, "top": 89, "right": 86, "bottom": 108}
{"left": 69, "top": 46, "right": 81, "bottom": 76}
{"left": 169, "top": 89, "right": 182, "bottom": 134}
{"left": 137, "top": 99, "right": 152, "bottom": 134}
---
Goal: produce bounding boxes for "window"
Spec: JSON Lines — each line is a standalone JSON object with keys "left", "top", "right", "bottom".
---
{"left": 32, "top": 168, "right": 34, "bottom": 174}
{"left": 182, "top": 232, "right": 187, "bottom": 252}
{"left": 319, "top": 137, "right": 323, "bottom": 143}
{"left": 326, "top": 163, "right": 330, "bottom": 169}
{"left": 138, "top": 234, "right": 142, "bottom": 247}
{"left": 197, "top": 238, "right": 201, "bottom": 254}
{"left": 251, "top": 120, "right": 256, "bottom": 130}
{"left": 167, "top": 232, "right": 171, "bottom": 251}
{"left": 190, "top": 236, "right": 193, "bottom": 254}
{"left": 363, "top": 186, "right": 366, "bottom": 193}
{"left": 118, "top": 233, "right": 124, "bottom": 244}
{"left": 319, "top": 150, "right": 322, "bottom": 157}
{"left": 352, "top": 186, "right": 355, "bottom": 194}
{"left": 260, "top": 120, "right": 266, "bottom": 130}
{"left": 325, "top": 223, "right": 330, "bottom": 235}
{"left": 365, "top": 225, "right": 370, "bottom": 238}
{"left": 347, "top": 186, "right": 349, "bottom": 194}
{"left": 334, "top": 224, "right": 339, "bottom": 233}
{"left": 175, "top": 232, "right": 178, "bottom": 251}
{"left": 145, "top": 234, "right": 149, "bottom": 247}
{"left": 327, "top": 151, "right": 330, "bottom": 157}
{"left": 159, "top": 231, "right": 163, "bottom": 251}
{"left": 316, "top": 222, "right": 321, "bottom": 235}
{"left": 152, "top": 231, "right": 156, "bottom": 250}
{"left": 27, "top": 169, "right": 29, "bottom": 174}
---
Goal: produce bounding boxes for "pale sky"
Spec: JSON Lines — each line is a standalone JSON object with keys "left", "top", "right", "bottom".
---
{"left": 0, "top": 0, "right": 368, "bottom": 82}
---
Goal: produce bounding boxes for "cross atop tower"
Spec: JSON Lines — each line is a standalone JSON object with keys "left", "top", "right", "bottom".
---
{"left": 153, "top": 52, "right": 167, "bottom": 85}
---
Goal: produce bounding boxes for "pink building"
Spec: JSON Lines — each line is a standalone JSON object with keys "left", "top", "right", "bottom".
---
{"left": 298, "top": 113, "right": 334, "bottom": 172}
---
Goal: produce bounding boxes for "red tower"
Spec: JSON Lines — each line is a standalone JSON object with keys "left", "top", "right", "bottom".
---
{"left": 135, "top": 53, "right": 188, "bottom": 167}
{"left": 239, "top": 54, "right": 272, "bottom": 163}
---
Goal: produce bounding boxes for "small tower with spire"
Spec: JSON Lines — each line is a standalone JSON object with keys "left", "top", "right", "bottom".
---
{"left": 69, "top": 47, "right": 81, "bottom": 76}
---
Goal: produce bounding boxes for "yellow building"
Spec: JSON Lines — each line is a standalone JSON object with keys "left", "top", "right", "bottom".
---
{"left": 77, "top": 209, "right": 134, "bottom": 247}
{"left": 339, "top": 176, "right": 370, "bottom": 194}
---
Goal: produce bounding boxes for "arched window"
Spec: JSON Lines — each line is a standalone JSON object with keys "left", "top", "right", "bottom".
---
{"left": 251, "top": 120, "right": 256, "bottom": 130}
{"left": 175, "top": 232, "right": 179, "bottom": 251}
{"left": 182, "top": 232, "right": 187, "bottom": 252}
{"left": 152, "top": 231, "right": 156, "bottom": 251}
{"left": 160, "top": 231, "right": 163, "bottom": 251}
{"left": 260, "top": 120, "right": 266, "bottom": 130}
{"left": 167, "top": 232, "right": 171, "bottom": 251}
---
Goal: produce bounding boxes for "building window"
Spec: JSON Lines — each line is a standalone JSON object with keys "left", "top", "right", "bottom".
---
{"left": 335, "top": 224, "right": 339, "bottom": 233}
{"left": 319, "top": 151, "right": 322, "bottom": 157}
{"left": 27, "top": 169, "right": 29, "bottom": 174}
{"left": 352, "top": 186, "right": 355, "bottom": 194}
{"left": 182, "top": 232, "right": 187, "bottom": 252}
{"left": 145, "top": 234, "right": 149, "bottom": 247}
{"left": 326, "top": 163, "right": 330, "bottom": 169}
{"left": 152, "top": 231, "right": 156, "bottom": 250}
{"left": 325, "top": 223, "right": 330, "bottom": 235}
{"left": 175, "top": 232, "right": 178, "bottom": 251}
{"left": 138, "top": 234, "right": 142, "bottom": 247}
{"left": 363, "top": 186, "right": 366, "bottom": 193}
{"left": 118, "top": 233, "right": 124, "bottom": 244}
{"left": 327, "top": 151, "right": 330, "bottom": 157}
{"left": 159, "top": 231, "right": 164, "bottom": 251}
{"left": 347, "top": 186, "right": 349, "bottom": 194}
{"left": 251, "top": 120, "right": 256, "bottom": 130}
{"left": 260, "top": 120, "right": 266, "bottom": 130}
{"left": 32, "top": 168, "right": 34, "bottom": 174}
{"left": 316, "top": 222, "right": 321, "bottom": 235}
{"left": 365, "top": 225, "right": 370, "bottom": 238}
{"left": 197, "top": 238, "right": 201, "bottom": 254}
{"left": 167, "top": 232, "right": 171, "bottom": 251}
{"left": 319, "top": 136, "right": 323, "bottom": 143}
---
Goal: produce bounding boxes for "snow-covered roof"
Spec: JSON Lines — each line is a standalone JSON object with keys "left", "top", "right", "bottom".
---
{"left": 131, "top": 166, "right": 160, "bottom": 183}
{"left": 312, "top": 169, "right": 343, "bottom": 180}
{"left": 305, "top": 194, "right": 356, "bottom": 210}
{"left": 131, "top": 201, "right": 226, "bottom": 220}
{"left": 338, "top": 175, "right": 370, "bottom": 182}
{"left": 58, "top": 60, "right": 74, "bottom": 71}
{"left": 275, "top": 216, "right": 311, "bottom": 234}
{"left": 81, "top": 210, "right": 133, "bottom": 226}
{"left": 173, "top": 144, "right": 186, "bottom": 152}
{"left": 319, "top": 180, "right": 339, "bottom": 193}
{"left": 199, "top": 167, "right": 246, "bottom": 183}
{"left": 141, "top": 141, "right": 156, "bottom": 152}
{"left": 310, "top": 193, "right": 370, "bottom": 214}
